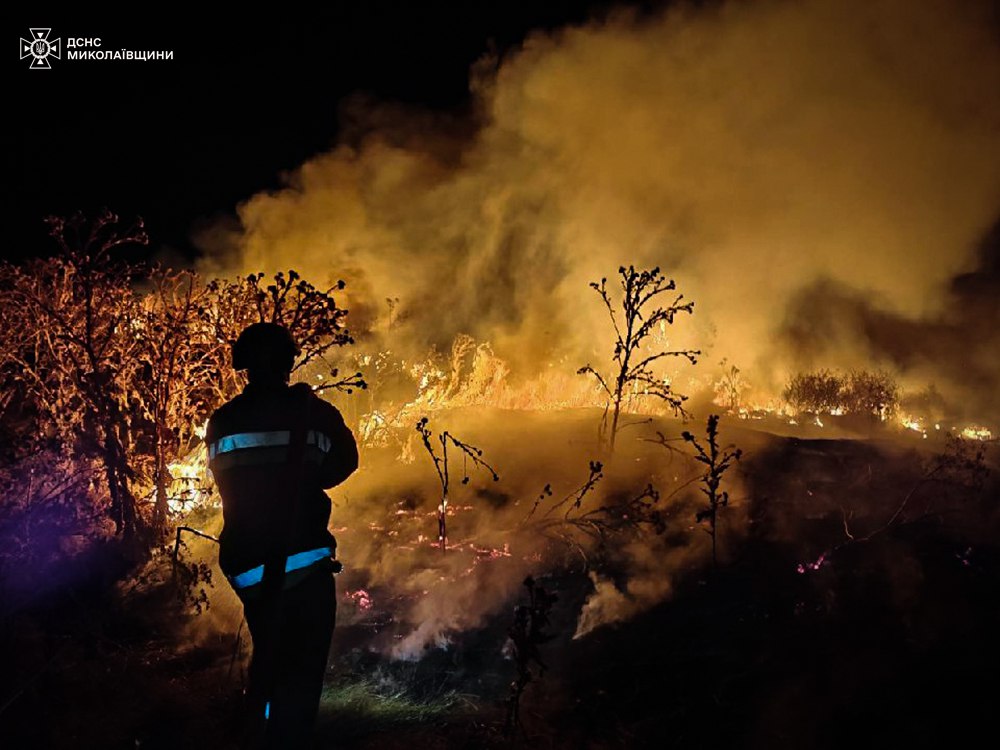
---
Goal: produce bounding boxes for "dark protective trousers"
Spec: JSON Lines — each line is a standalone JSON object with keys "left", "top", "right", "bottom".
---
{"left": 240, "top": 568, "right": 336, "bottom": 749}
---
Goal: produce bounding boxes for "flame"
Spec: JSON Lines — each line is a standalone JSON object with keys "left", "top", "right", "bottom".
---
{"left": 707, "top": 381, "right": 993, "bottom": 443}
{"left": 156, "top": 326, "right": 993, "bottom": 656}
{"left": 160, "top": 422, "right": 214, "bottom": 515}
{"left": 165, "top": 455, "right": 213, "bottom": 514}
{"left": 960, "top": 425, "right": 993, "bottom": 441}
{"left": 898, "top": 413, "right": 928, "bottom": 438}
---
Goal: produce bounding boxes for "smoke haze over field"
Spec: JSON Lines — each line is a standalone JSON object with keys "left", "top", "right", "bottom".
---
{"left": 200, "top": 0, "right": 1000, "bottom": 412}
{"left": 179, "top": 0, "right": 1000, "bottom": 649}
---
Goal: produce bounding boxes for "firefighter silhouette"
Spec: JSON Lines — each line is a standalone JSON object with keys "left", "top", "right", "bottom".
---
{"left": 207, "top": 322, "right": 358, "bottom": 748}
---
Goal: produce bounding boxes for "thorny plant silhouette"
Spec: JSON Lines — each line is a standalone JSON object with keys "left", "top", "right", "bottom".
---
{"left": 504, "top": 575, "right": 558, "bottom": 739}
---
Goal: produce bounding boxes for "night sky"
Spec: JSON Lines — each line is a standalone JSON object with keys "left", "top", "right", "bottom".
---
{"left": 12, "top": 2, "right": 644, "bottom": 262}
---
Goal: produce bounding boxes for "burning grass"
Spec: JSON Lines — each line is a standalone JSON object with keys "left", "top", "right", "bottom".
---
{"left": 1, "top": 408, "right": 995, "bottom": 747}
{"left": 161, "top": 400, "right": 994, "bottom": 667}
{"left": 2, "top": 222, "right": 996, "bottom": 746}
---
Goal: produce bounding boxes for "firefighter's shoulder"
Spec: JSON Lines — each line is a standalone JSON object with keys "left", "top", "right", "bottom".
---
{"left": 206, "top": 393, "right": 246, "bottom": 439}
{"left": 289, "top": 383, "right": 350, "bottom": 428}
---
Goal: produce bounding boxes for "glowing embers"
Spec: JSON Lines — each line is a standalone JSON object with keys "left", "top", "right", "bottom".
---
{"left": 345, "top": 588, "right": 374, "bottom": 610}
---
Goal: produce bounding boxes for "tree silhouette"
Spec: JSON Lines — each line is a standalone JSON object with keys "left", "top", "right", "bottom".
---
{"left": 578, "top": 265, "right": 699, "bottom": 451}
{"left": 844, "top": 369, "right": 899, "bottom": 422}
{"left": 0, "top": 211, "right": 362, "bottom": 559}
{"left": 784, "top": 368, "right": 899, "bottom": 422}
{"left": 682, "top": 415, "right": 742, "bottom": 568}
{"left": 714, "top": 358, "right": 749, "bottom": 414}
{"left": 0, "top": 210, "right": 151, "bottom": 547}
{"left": 783, "top": 369, "right": 844, "bottom": 415}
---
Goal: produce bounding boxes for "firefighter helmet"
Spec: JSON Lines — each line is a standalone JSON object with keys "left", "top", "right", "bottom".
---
{"left": 232, "top": 322, "right": 299, "bottom": 372}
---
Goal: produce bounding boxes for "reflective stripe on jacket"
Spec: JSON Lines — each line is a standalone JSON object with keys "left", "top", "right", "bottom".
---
{"left": 229, "top": 546, "right": 333, "bottom": 589}
{"left": 206, "top": 381, "right": 358, "bottom": 578}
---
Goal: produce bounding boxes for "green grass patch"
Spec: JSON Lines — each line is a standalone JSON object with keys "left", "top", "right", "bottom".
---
{"left": 318, "top": 676, "right": 470, "bottom": 737}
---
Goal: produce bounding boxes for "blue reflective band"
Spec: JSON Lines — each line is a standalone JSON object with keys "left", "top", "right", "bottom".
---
{"left": 210, "top": 430, "right": 289, "bottom": 459}
{"left": 209, "top": 430, "right": 332, "bottom": 460}
{"left": 229, "top": 546, "right": 333, "bottom": 589}
{"left": 264, "top": 701, "right": 270, "bottom": 720}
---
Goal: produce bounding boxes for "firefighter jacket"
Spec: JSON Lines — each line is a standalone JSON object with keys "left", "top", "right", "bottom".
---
{"left": 206, "top": 380, "right": 358, "bottom": 580}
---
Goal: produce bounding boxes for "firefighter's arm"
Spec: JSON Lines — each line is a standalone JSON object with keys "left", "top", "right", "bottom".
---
{"left": 205, "top": 410, "right": 221, "bottom": 473}
{"left": 319, "top": 404, "right": 359, "bottom": 489}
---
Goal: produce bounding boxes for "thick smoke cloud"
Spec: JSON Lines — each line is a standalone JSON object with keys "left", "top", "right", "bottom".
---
{"left": 201, "top": 0, "right": 1000, "bottom": 408}
{"left": 190, "top": 0, "right": 1000, "bottom": 644}
{"left": 779, "top": 219, "right": 1000, "bottom": 420}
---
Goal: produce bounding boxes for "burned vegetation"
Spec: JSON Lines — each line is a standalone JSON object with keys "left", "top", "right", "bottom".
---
{"left": 1, "top": 214, "right": 997, "bottom": 748}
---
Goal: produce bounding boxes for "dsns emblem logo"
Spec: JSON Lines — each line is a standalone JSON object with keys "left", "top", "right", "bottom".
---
{"left": 20, "top": 28, "right": 61, "bottom": 69}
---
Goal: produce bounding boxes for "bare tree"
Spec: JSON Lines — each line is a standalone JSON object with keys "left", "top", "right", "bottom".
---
{"left": 714, "top": 358, "right": 749, "bottom": 414}
{"left": 784, "top": 369, "right": 845, "bottom": 415}
{"left": 578, "top": 265, "right": 699, "bottom": 451}
{"left": 200, "top": 270, "right": 357, "bottom": 374}
{"left": 843, "top": 369, "right": 899, "bottom": 422}
{"left": 135, "top": 269, "right": 213, "bottom": 529}
{"left": 0, "top": 212, "right": 362, "bottom": 558}
{"left": 784, "top": 368, "right": 899, "bottom": 422}
{"left": 0, "top": 210, "right": 151, "bottom": 547}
